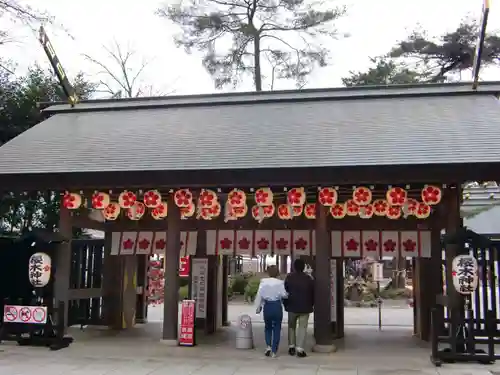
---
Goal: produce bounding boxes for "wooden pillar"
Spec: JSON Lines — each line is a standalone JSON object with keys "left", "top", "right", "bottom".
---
{"left": 102, "top": 232, "right": 122, "bottom": 329}
{"left": 54, "top": 206, "right": 72, "bottom": 332}
{"left": 280, "top": 255, "right": 288, "bottom": 274}
{"left": 162, "top": 196, "right": 181, "bottom": 343}
{"left": 313, "top": 205, "right": 335, "bottom": 352}
{"left": 205, "top": 255, "right": 218, "bottom": 334}
{"left": 121, "top": 255, "right": 138, "bottom": 329}
{"left": 135, "top": 254, "right": 149, "bottom": 323}
{"left": 222, "top": 256, "right": 230, "bottom": 326}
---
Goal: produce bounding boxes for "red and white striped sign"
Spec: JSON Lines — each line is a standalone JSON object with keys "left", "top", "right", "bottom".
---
{"left": 111, "top": 231, "right": 198, "bottom": 256}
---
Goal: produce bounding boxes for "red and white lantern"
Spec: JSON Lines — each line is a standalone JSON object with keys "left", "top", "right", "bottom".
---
{"left": 143, "top": 190, "right": 162, "bottom": 208}
{"left": 127, "top": 201, "right": 145, "bottom": 220}
{"left": 292, "top": 205, "right": 304, "bottom": 217}
{"left": 228, "top": 189, "right": 246, "bottom": 208}
{"left": 255, "top": 188, "right": 273, "bottom": 206}
{"left": 103, "top": 202, "right": 121, "bottom": 221}
{"left": 232, "top": 204, "right": 248, "bottom": 218}
{"left": 386, "top": 187, "right": 407, "bottom": 206}
{"left": 62, "top": 192, "right": 82, "bottom": 210}
{"left": 174, "top": 189, "right": 193, "bottom": 208}
{"left": 352, "top": 186, "right": 372, "bottom": 206}
{"left": 287, "top": 187, "right": 306, "bottom": 207}
{"left": 373, "top": 199, "right": 389, "bottom": 217}
{"left": 277, "top": 204, "right": 293, "bottom": 220}
{"left": 359, "top": 203, "right": 374, "bottom": 219}
{"left": 180, "top": 202, "right": 196, "bottom": 219}
{"left": 198, "top": 189, "right": 218, "bottom": 208}
{"left": 402, "top": 198, "right": 419, "bottom": 217}
{"left": 415, "top": 202, "right": 431, "bottom": 219}
{"left": 118, "top": 191, "right": 137, "bottom": 209}
{"left": 304, "top": 203, "right": 316, "bottom": 219}
{"left": 318, "top": 187, "right": 338, "bottom": 206}
{"left": 386, "top": 206, "right": 401, "bottom": 220}
{"left": 345, "top": 199, "right": 360, "bottom": 217}
{"left": 91, "top": 191, "right": 110, "bottom": 209}
{"left": 151, "top": 201, "right": 168, "bottom": 220}
{"left": 421, "top": 185, "right": 442, "bottom": 205}
{"left": 28, "top": 252, "right": 51, "bottom": 288}
{"left": 330, "top": 203, "right": 346, "bottom": 219}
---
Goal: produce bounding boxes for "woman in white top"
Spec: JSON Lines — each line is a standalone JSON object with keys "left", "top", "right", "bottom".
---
{"left": 254, "top": 265, "right": 288, "bottom": 357}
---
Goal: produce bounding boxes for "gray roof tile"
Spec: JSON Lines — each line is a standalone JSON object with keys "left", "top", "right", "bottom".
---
{"left": 1, "top": 86, "right": 500, "bottom": 174}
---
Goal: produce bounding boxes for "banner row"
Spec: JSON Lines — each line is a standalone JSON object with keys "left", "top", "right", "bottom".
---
{"left": 110, "top": 230, "right": 431, "bottom": 258}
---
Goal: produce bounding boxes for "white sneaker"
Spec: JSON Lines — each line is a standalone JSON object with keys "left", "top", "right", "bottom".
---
{"left": 271, "top": 353, "right": 277, "bottom": 358}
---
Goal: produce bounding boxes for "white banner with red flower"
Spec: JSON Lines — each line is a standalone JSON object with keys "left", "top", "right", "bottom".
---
{"left": 110, "top": 231, "right": 198, "bottom": 256}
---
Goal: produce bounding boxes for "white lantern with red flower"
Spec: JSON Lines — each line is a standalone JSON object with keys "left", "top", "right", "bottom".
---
{"left": 373, "top": 199, "right": 388, "bottom": 217}
{"left": 386, "top": 187, "right": 407, "bottom": 206}
{"left": 287, "top": 187, "right": 306, "bottom": 207}
{"left": 228, "top": 189, "right": 246, "bottom": 208}
{"left": 91, "top": 191, "right": 110, "bottom": 210}
{"left": 415, "top": 202, "right": 431, "bottom": 219}
{"left": 233, "top": 205, "right": 248, "bottom": 218}
{"left": 318, "top": 187, "right": 337, "bottom": 206}
{"left": 118, "top": 191, "right": 137, "bottom": 209}
{"left": 359, "top": 204, "right": 374, "bottom": 219}
{"left": 330, "top": 203, "right": 346, "bottom": 219}
{"left": 255, "top": 188, "right": 273, "bottom": 206}
{"left": 421, "top": 185, "right": 442, "bottom": 205}
{"left": 151, "top": 201, "right": 168, "bottom": 220}
{"left": 386, "top": 206, "right": 401, "bottom": 220}
{"left": 292, "top": 205, "right": 303, "bottom": 217}
{"left": 103, "top": 202, "right": 121, "bottom": 221}
{"left": 62, "top": 192, "right": 82, "bottom": 210}
{"left": 143, "top": 190, "right": 162, "bottom": 208}
{"left": 402, "top": 198, "right": 418, "bottom": 217}
{"left": 352, "top": 186, "right": 372, "bottom": 206}
{"left": 198, "top": 189, "right": 218, "bottom": 208}
{"left": 127, "top": 201, "right": 146, "bottom": 220}
{"left": 198, "top": 202, "right": 221, "bottom": 220}
{"left": 180, "top": 202, "right": 196, "bottom": 219}
{"left": 277, "top": 204, "right": 293, "bottom": 220}
{"left": 304, "top": 203, "right": 316, "bottom": 219}
{"left": 345, "top": 199, "right": 360, "bottom": 217}
{"left": 251, "top": 205, "right": 265, "bottom": 222}
{"left": 174, "top": 189, "right": 193, "bottom": 208}
{"left": 263, "top": 204, "right": 275, "bottom": 218}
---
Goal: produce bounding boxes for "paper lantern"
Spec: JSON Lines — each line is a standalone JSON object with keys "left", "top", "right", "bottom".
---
{"left": 287, "top": 187, "right": 306, "bottom": 207}
{"left": 174, "top": 189, "right": 193, "bottom": 208}
{"left": 28, "top": 252, "right": 51, "bottom": 288}
{"left": 62, "top": 192, "right": 82, "bottom": 210}
{"left": 373, "top": 199, "right": 389, "bottom": 217}
{"left": 198, "top": 202, "right": 222, "bottom": 220}
{"left": 198, "top": 189, "right": 218, "bottom": 208}
{"left": 180, "top": 202, "right": 196, "bottom": 219}
{"left": 292, "top": 205, "right": 304, "bottom": 217}
{"left": 352, "top": 186, "right": 372, "bottom": 206}
{"left": 277, "top": 204, "right": 293, "bottom": 220}
{"left": 227, "top": 189, "right": 246, "bottom": 208}
{"left": 127, "top": 201, "right": 146, "bottom": 220}
{"left": 330, "top": 203, "right": 346, "bottom": 219}
{"left": 118, "top": 191, "right": 137, "bottom": 209}
{"left": 263, "top": 204, "right": 275, "bottom": 218}
{"left": 103, "top": 202, "right": 121, "bottom": 221}
{"left": 359, "top": 203, "right": 374, "bottom": 219}
{"left": 232, "top": 204, "right": 248, "bottom": 218}
{"left": 318, "top": 187, "right": 338, "bottom": 206}
{"left": 210, "top": 202, "right": 222, "bottom": 217}
{"left": 386, "top": 187, "right": 407, "bottom": 206}
{"left": 452, "top": 255, "right": 478, "bottom": 295}
{"left": 386, "top": 206, "right": 401, "bottom": 220}
{"left": 251, "top": 205, "right": 265, "bottom": 222}
{"left": 151, "top": 201, "right": 168, "bottom": 220}
{"left": 345, "top": 199, "right": 360, "bottom": 217}
{"left": 91, "top": 191, "right": 110, "bottom": 209}
{"left": 255, "top": 188, "right": 273, "bottom": 206}
{"left": 304, "top": 203, "right": 316, "bottom": 219}
{"left": 143, "top": 190, "right": 162, "bottom": 209}
{"left": 421, "top": 185, "right": 442, "bottom": 205}
{"left": 415, "top": 202, "right": 431, "bottom": 219}
{"left": 402, "top": 198, "right": 419, "bottom": 217}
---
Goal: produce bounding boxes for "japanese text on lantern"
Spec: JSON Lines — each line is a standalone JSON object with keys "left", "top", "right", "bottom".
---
{"left": 29, "top": 255, "right": 43, "bottom": 286}
{"left": 452, "top": 255, "right": 478, "bottom": 295}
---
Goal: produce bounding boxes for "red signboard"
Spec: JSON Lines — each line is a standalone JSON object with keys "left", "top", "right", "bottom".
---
{"left": 179, "top": 299, "right": 195, "bottom": 346}
{"left": 179, "top": 256, "right": 190, "bottom": 278}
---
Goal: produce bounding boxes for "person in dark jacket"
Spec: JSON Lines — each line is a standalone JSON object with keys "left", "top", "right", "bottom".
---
{"left": 284, "top": 259, "right": 314, "bottom": 357}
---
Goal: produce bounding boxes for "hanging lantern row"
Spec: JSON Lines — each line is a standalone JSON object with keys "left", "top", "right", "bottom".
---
{"left": 62, "top": 185, "right": 440, "bottom": 221}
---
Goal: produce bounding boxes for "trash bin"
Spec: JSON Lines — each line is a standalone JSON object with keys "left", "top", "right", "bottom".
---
{"left": 235, "top": 314, "right": 254, "bottom": 349}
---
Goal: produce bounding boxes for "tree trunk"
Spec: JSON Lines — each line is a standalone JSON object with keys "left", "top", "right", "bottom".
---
{"left": 391, "top": 256, "right": 406, "bottom": 289}
{"left": 253, "top": 36, "right": 262, "bottom": 91}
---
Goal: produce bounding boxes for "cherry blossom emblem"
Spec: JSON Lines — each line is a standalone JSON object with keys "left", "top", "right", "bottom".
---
{"left": 318, "top": 187, "right": 337, "bottom": 206}
{"left": 421, "top": 185, "right": 442, "bottom": 205}
{"left": 352, "top": 186, "right": 372, "bottom": 206}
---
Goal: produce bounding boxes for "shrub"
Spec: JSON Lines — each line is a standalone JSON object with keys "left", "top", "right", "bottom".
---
{"left": 244, "top": 278, "right": 261, "bottom": 302}
{"left": 230, "top": 274, "right": 248, "bottom": 294}
{"left": 179, "top": 277, "right": 189, "bottom": 288}
{"left": 379, "top": 288, "right": 410, "bottom": 299}
{"left": 178, "top": 285, "right": 189, "bottom": 300}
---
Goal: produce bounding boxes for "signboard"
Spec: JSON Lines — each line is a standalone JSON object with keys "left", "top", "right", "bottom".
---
{"left": 330, "top": 259, "right": 336, "bottom": 322}
{"left": 179, "top": 256, "right": 190, "bottom": 278}
{"left": 372, "top": 262, "right": 384, "bottom": 282}
{"left": 191, "top": 258, "right": 208, "bottom": 319}
{"left": 452, "top": 255, "right": 479, "bottom": 295}
{"left": 472, "top": 0, "right": 490, "bottom": 89}
{"left": 3, "top": 305, "right": 47, "bottom": 324}
{"left": 179, "top": 299, "right": 195, "bottom": 346}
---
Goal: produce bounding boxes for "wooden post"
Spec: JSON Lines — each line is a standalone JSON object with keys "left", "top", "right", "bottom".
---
{"left": 161, "top": 195, "right": 181, "bottom": 343}
{"left": 135, "top": 254, "right": 149, "bottom": 324}
{"left": 102, "top": 232, "right": 122, "bottom": 329}
{"left": 222, "top": 256, "right": 230, "bottom": 326}
{"left": 280, "top": 255, "right": 288, "bottom": 274}
{"left": 313, "top": 205, "right": 335, "bottom": 352}
{"left": 54, "top": 205, "right": 72, "bottom": 333}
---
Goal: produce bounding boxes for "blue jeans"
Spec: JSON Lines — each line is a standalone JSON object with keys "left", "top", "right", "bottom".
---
{"left": 263, "top": 300, "right": 283, "bottom": 353}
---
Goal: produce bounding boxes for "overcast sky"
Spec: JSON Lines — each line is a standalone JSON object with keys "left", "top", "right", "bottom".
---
{"left": 2, "top": 0, "right": 499, "bottom": 96}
